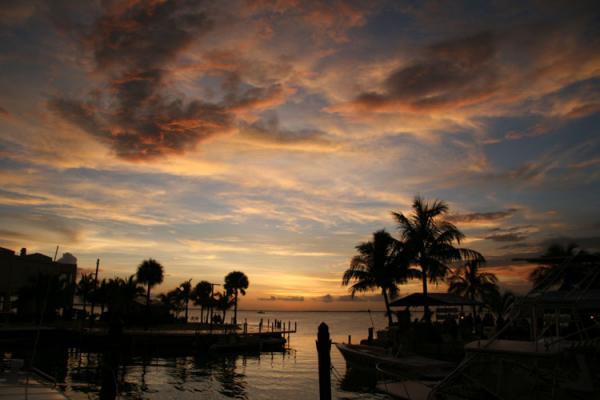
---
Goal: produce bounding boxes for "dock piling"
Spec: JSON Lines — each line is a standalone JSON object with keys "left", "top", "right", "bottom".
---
{"left": 316, "top": 322, "right": 331, "bottom": 400}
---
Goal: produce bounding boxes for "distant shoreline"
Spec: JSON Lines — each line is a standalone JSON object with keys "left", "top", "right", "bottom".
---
{"left": 239, "top": 309, "right": 386, "bottom": 313}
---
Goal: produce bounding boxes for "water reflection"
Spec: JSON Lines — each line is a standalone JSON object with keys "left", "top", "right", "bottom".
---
{"left": 213, "top": 356, "right": 248, "bottom": 399}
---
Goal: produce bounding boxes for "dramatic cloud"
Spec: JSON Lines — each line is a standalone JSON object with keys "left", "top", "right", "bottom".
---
{"left": 331, "top": 8, "right": 599, "bottom": 117}
{"left": 351, "top": 32, "right": 497, "bottom": 112}
{"left": 237, "top": 114, "right": 335, "bottom": 151}
{"left": 448, "top": 209, "right": 517, "bottom": 224}
{"left": 48, "top": 0, "right": 288, "bottom": 160}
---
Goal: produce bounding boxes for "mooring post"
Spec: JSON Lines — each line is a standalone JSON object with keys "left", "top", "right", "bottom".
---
{"left": 294, "top": 321, "right": 297, "bottom": 332}
{"left": 348, "top": 335, "right": 351, "bottom": 344}
{"left": 368, "top": 327, "right": 374, "bottom": 343}
{"left": 316, "top": 322, "right": 331, "bottom": 400}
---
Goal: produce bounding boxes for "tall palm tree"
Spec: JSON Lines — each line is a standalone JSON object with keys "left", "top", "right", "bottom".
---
{"left": 528, "top": 243, "right": 600, "bottom": 291}
{"left": 393, "top": 196, "right": 483, "bottom": 321}
{"left": 342, "top": 230, "right": 420, "bottom": 327}
{"left": 76, "top": 273, "right": 96, "bottom": 317}
{"left": 192, "top": 281, "right": 213, "bottom": 324}
{"left": 136, "top": 259, "right": 164, "bottom": 308}
{"left": 224, "top": 271, "right": 249, "bottom": 326}
{"left": 448, "top": 259, "right": 497, "bottom": 318}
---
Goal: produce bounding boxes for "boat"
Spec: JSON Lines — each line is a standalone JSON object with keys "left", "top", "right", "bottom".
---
{"left": 335, "top": 343, "right": 453, "bottom": 381}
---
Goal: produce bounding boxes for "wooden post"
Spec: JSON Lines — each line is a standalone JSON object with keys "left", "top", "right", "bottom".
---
{"left": 348, "top": 335, "right": 351, "bottom": 344}
{"left": 316, "top": 322, "right": 331, "bottom": 400}
{"left": 294, "top": 321, "right": 297, "bottom": 332}
{"left": 368, "top": 327, "right": 373, "bottom": 343}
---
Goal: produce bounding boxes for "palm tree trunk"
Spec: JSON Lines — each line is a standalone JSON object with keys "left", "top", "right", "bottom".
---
{"left": 382, "top": 289, "right": 393, "bottom": 327}
{"left": 200, "top": 306, "right": 204, "bottom": 325}
{"left": 184, "top": 298, "right": 189, "bottom": 323}
{"left": 421, "top": 266, "right": 430, "bottom": 322}
{"left": 233, "top": 290, "right": 237, "bottom": 326}
{"left": 233, "top": 290, "right": 238, "bottom": 326}
{"left": 146, "top": 285, "right": 151, "bottom": 329}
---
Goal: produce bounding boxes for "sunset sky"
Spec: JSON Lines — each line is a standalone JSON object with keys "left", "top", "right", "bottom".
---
{"left": 0, "top": 0, "right": 598, "bottom": 310}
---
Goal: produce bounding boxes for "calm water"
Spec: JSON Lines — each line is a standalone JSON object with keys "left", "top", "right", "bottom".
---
{"left": 30, "top": 311, "right": 393, "bottom": 399}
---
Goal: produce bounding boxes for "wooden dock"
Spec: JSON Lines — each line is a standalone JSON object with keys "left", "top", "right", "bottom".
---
{"left": 0, "top": 322, "right": 297, "bottom": 354}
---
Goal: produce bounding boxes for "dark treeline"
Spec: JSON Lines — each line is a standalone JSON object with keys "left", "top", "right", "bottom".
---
{"left": 15, "top": 257, "right": 250, "bottom": 327}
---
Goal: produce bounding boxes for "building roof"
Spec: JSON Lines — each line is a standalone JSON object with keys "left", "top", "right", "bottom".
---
{"left": 388, "top": 292, "right": 480, "bottom": 307}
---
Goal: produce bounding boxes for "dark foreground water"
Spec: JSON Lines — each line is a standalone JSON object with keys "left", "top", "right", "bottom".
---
{"left": 17, "top": 311, "right": 393, "bottom": 399}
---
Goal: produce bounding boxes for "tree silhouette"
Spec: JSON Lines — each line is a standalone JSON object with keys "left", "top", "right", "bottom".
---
{"left": 448, "top": 259, "right": 497, "bottom": 318}
{"left": 159, "top": 288, "right": 184, "bottom": 319}
{"left": 342, "top": 230, "right": 419, "bottom": 326}
{"left": 105, "top": 275, "right": 144, "bottom": 317}
{"left": 136, "top": 259, "right": 164, "bottom": 309}
{"left": 215, "top": 290, "right": 234, "bottom": 324}
{"left": 224, "top": 271, "right": 249, "bottom": 326}
{"left": 483, "top": 289, "right": 515, "bottom": 324}
{"left": 179, "top": 279, "right": 192, "bottom": 322}
{"left": 393, "top": 196, "right": 483, "bottom": 321}
{"left": 192, "top": 281, "right": 213, "bottom": 324}
{"left": 528, "top": 243, "right": 600, "bottom": 291}
{"left": 76, "top": 272, "right": 96, "bottom": 317}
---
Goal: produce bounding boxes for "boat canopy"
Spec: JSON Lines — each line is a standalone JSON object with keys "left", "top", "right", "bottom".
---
{"left": 388, "top": 292, "right": 480, "bottom": 307}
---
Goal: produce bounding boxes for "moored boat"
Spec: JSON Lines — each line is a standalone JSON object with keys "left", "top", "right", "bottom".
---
{"left": 335, "top": 343, "right": 453, "bottom": 381}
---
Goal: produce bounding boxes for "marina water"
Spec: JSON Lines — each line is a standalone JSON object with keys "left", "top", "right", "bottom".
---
{"left": 30, "top": 311, "right": 392, "bottom": 399}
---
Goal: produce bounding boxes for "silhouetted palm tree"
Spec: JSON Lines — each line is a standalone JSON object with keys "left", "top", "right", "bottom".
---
{"left": 393, "top": 196, "right": 483, "bottom": 321}
{"left": 483, "top": 289, "right": 515, "bottom": 323}
{"left": 136, "top": 259, "right": 164, "bottom": 308}
{"left": 342, "top": 230, "right": 420, "bottom": 327}
{"left": 179, "top": 279, "right": 192, "bottom": 322}
{"left": 528, "top": 243, "right": 600, "bottom": 291}
{"left": 215, "top": 290, "right": 234, "bottom": 324}
{"left": 159, "top": 288, "right": 184, "bottom": 319}
{"left": 90, "top": 278, "right": 109, "bottom": 316}
{"left": 105, "top": 275, "right": 144, "bottom": 316}
{"left": 192, "top": 281, "right": 213, "bottom": 324}
{"left": 224, "top": 271, "right": 249, "bottom": 326}
{"left": 76, "top": 273, "right": 96, "bottom": 317}
{"left": 448, "top": 259, "right": 497, "bottom": 318}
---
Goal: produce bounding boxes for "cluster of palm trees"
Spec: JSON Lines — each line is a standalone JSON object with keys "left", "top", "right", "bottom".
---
{"left": 343, "top": 196, "right": 507, "bottom": 325}
{"left": 74, "top": 258, "right": 250, "bottom": 326}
